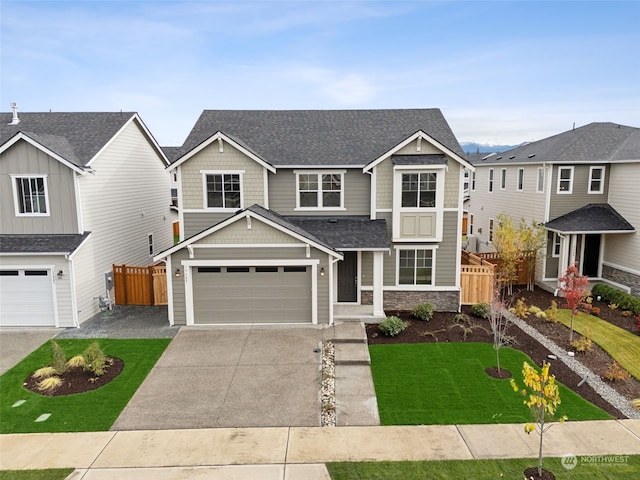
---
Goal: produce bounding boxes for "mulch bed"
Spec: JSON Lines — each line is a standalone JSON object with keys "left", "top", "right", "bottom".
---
{"left": 23, "top": 357, "right": 124, "bottom": 397}
{"left": 366, "top": 286, "right": 640, "bottom": 419}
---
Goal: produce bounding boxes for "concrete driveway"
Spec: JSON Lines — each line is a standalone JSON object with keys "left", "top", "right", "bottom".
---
{"left": 111, "top": 325, "right": 325, "bottom": 430}
{"left": 0, "top": 328, "right": 60, "bottom": 375}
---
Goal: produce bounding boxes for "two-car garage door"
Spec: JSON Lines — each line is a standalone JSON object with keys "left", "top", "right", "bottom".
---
{"left": 0, "top": 269, "right": 55, "bottom": 327}
{"left": 192, "top": 265, "right": 312, "bottom": 324}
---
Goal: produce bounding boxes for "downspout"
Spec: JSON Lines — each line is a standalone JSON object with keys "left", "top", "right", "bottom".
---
{"left": 65, "top": 253, "right": 79, "bottom": 328}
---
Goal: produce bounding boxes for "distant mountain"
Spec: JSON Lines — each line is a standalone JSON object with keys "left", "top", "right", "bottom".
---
{"left": 460, "top": 142, "right": 522, "bottom": 155}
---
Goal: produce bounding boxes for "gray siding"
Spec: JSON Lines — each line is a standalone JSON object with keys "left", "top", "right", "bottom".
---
{"left": 549, "top": 164, "right": 609, "bottom": 219}
{"left": 183, "top": 211, "right": 233, "bottom": 238}
{"left": 268, "top": 169, "right": 370, "bottom": 215}
{"left": 0, "top": 141, "right": 79, "bottom": 234}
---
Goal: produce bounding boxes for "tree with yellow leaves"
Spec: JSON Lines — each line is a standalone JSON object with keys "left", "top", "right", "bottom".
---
{"left": 511, "top": 362, "right": 567, "bottom": 478}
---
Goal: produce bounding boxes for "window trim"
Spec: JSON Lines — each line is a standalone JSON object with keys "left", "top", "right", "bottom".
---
{"left": 488, "top": 168, "right": 494, "bottom": 193}
{"left": 588, "top": 166, "right": 605, "bottom": 194}
{"left": 201, "top": 170, "right": 244, "bottom": 211}
{"left": 11, "top": 175, "right": 50, "bottom": 217}
{"left": 517, "top": 168, "right": 524, "bottom": 191}
{"left": 294, "top": 170, "right": 345, "bottom": 211}
{"left": 552, "top": 232, "right": 561, "bottom": 258}
{"left": 536, "top": 167, "right": 545, "bottom": 193}
{"left": 557, "top": 166, "right": 574, "bottom": 194}
{"left": 500, "top": 168, "right": 507, "bottom": 190}
{"left": 395, "top": 246, "right": 436, "bottom": 287}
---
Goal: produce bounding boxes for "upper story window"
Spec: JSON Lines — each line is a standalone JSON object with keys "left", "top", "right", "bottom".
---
{"left": 489, "top": 218, "right": 494, "bottom": 243}
{"left": 536, "top": 167, "right": 545, "bottom": 193}
{"left": 589, "top": 166, "right": 605, "bottom": 194}
{"left": 401, "top": 172, "right": 437, "bottom": 207}
{"left": 488, "top": 169, "right": 494, "bottom": 192}
{"left": 296, "top": 171, "right": 344, "bottom": 209}
{"left": 517, "top": 168, "right": 524, "bottom": 191}
{"left": 500, "top": 168, "right": 507, "bottom": 190}
{"left": 471, "top": 171, "right": 476, "bottom": 191}
{"left": 557, "top": 166, "right": 574, "bottom": 194}
{"left": 12, "top": 175, "right": 49, "bottom": 216}
{"left": 203, "top": 172, "right": 242, "bottom": 209}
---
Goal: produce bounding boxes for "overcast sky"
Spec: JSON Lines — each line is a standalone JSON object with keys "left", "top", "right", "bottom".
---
{"left": 1, "top": 0, "right": 639, "bottom": 147}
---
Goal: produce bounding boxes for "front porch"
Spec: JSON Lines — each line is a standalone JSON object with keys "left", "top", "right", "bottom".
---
{"left": 333, "top": 303, "right": 386, "bottom": 323}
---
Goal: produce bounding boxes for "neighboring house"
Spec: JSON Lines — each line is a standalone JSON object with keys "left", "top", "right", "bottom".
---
{"left": 467, "top": 122, "right": 639, "bottom": 295}
{"left": 154, "top": 109, "right": 473, "bottom": 326}
{"left": 0, "top": 107, "right": 174, "bottom": 327}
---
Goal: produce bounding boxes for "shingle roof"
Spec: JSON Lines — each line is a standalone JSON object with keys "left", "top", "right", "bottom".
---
{"left": 174, "top": 109, "right": 464, "bottom": 167}
{"left": 545, "top": 204, "right": 635, "bottom": 233}
{"left": 0, "top": 112, "right": 137, "bottom": 167}
{"left": 470, "top": 123, "right": 640, "bottom": 166}
{"left": 0, "top": 233, "right": 91, "bottom": 254}
{"left": 286, "top": 216, "right": 390, "bottom": 250}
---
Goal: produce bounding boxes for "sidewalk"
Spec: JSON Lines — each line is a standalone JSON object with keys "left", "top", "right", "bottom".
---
{"left": 1, "top": 420, "right": 639, "bottom": 479}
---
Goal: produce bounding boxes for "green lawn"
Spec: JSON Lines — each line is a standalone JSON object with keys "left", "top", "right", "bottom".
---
{"left": 369, "top": 342, "right": 611, "bottom": 425}
{"left": 0, "top": 470, "right": 74, "bottom": 480}
{"left": 556, "top": 309, "right": 640, "bottom": 379}
{"left": 0, "top": 338, "right": 170, "bottom": 433}
{"left": 327, "top": 456, "right": 640, "bottom": 480}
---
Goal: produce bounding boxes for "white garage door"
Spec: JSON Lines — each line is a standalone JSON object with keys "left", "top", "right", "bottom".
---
{"left": 0, "top": 269, "right": 56, "bottom": 327}
{"left": 192, "top": 266, "right": 312, "bottom": 324}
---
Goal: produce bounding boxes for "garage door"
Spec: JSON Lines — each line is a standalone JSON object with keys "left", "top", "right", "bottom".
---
{"left": 192, "top": 266, "right": 312, "bottom": 324}
{"left": 0, "top": 269, "right": 55, "bottom": 327}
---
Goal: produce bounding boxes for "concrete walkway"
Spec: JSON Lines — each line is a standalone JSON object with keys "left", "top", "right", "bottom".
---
{"left": 1, "top": 420, "right": 639, "bottom": 479}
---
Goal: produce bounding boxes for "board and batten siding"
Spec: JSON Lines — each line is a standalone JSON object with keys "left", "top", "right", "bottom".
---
{"left": 468, "top": 164, "right": 547, "bottom": 253}
{"left": 603, "top": 162, "right": 640, "bottom": 273}
{"left": 268, "top": 168, "right": 370, "bottom": 215}
{"left": 0, "top": 141, "right": 79, "bottom": 234}
{"left": 73, "top": 119, "right": 173, "bottom": 323}
{"left": 548, "top": 164, "right": 609, "bottom": 220}
{"left": 180, "top": 141, "right": 266, "bottom": 211}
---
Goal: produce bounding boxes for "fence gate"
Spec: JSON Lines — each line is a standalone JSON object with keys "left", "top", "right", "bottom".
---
{"left": 113, "top": 264, "right": 168, "bottom": 306}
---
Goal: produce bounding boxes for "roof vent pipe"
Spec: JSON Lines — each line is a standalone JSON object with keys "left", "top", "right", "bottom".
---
{"left": 8, "top": 102, "right": 20, "bottom": 125}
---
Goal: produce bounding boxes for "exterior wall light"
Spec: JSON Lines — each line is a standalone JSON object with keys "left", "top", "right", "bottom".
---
{"left": 57, "top": 270, "right": 63, "bottom": 279}
{"left": 320, "top": 267, "right": 325, "bottom": 277}
{"left": 175, "top": 268, "right": 181, "bottom": 278}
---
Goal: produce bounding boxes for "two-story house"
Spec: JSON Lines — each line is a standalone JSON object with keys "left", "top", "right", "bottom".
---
{"left": 467, "top": 122, "right": 639, "bottom": 295}
{"left": 154, "top": 109, "right": 473, "bottom": 326}
{"left": 0, "top": 107, "right": 174, "bottom": 327}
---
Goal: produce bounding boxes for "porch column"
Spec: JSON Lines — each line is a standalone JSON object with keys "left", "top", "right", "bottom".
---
{"left": 559, "top": 234, "right": 570, "bottom": 276}
{"left": 373, "top": 251, "right": 384, "bottom": 316}
{"left": 569, "top": 234, "right": 578, "bottom": 267}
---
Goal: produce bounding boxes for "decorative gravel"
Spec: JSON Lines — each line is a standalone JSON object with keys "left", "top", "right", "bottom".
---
{"left": 321, "top": 341, "right": 336, "bottom": 427}
{"left": 504, "top": 309, "right": 640, "bottom": 419}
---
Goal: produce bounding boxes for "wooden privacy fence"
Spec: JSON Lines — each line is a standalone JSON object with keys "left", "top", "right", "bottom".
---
{"left": 113, "top": 264, "right": 167, "bottom": 306}
{"left": 460, "top": 251, "right": 495, "bottom": 305}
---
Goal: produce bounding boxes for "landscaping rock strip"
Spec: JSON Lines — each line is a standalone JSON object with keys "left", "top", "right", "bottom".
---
{"left": 504, "top": 309, "right": 640, "bottom": 419}
{"left": 321, "top": 341, "right": 336, "bottom": 427}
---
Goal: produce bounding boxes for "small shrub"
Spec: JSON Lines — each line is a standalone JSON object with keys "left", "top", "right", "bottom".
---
{"left": 33, "top": 366, "right": 57, "bottom": 379}
{"left": 622, "top": 310, "right": 633, "bottom": 317}
{"left": 544, "top": 300, "right": 559, "bottom": 323}
{"left": 37, "top": 376, "right": 62, "bottom": 392}
{"left": 604, "top": 362, "right": 630, "bottom": 382}
{"left": 632, "top": 399, "right": 640, "bottom": 411}
{"left": 67, "top": 355, "right": 85, "bottom": 368}
{"left": 453, "top": 313, "right": 471, "bottom": 325}
{"left": 412, "top": 303, "right": 435, "bottom": 322}
{"left": 592, "top": 284, "right": 640, "bottom": 314}
{"left": 509, "top": 298, "right": 530, "bottom": 319}
{"left": 591, "top": 306, "right": 601, "bottom": 317}
{"left": 471, "top": 302, "right": 490, "bottom": 319}
{"left": 378, "top": 316, "right": 407, "bottom": 337}
{"left": 420, "top": 328, "right": 445, "bottom": 341}
{"left": 51, "top": 341, "right": 68, "bottom": 375}
{"left": 83, "top": 342, "right": 106, "bottom": 376}
{"left": 609, "top": 303, "right": 619, "bottom": 310}
{"left": 570, "top": 335, "right": 592, "bottom": 354}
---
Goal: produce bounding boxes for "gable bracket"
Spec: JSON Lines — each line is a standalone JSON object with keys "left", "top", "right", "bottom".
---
{"left": 246, "top": 216, "right": 252, "bottom": 230}
{"left": 218, "top": 137, "right": 224, "bottom": 153}
{"left": 187, "top": 245, "right": 194, "bottom": 259}
{"left": 417, "top": 137, "right": 422, "bottom": 152}
{"left": 306, "top": 244, "right": 310, "bottom": 258}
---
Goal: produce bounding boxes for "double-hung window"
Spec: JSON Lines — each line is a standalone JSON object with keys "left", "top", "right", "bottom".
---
{"left": 552, "top": 232, "right": 561, "bottom": 257}
{"left": 13, "top": 175, "right": 49, "bottom": 215}
{"left": 204, "top": 173, "right": 242, "bottom": 209}
{"left": 401, "top": 172, "right": 437, "bottom": 207}
{"left": 588, "top": 166, "right": 605, "bottom": 194}
{"left": 398, "top": 248, "right": 434, "bottom": 285}
{"left": 296, "top": 172, "right": 343, "bottom": 209}
{"left": 557, "top": 166, "right": 574, "bottom": 194}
